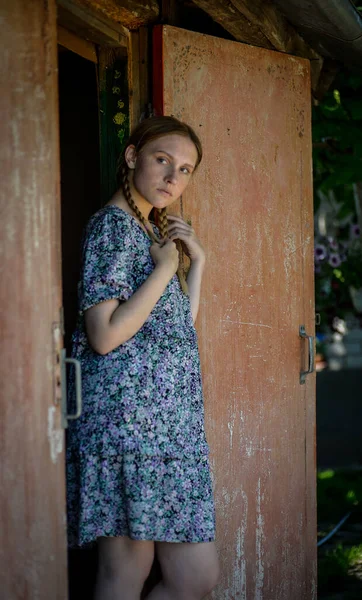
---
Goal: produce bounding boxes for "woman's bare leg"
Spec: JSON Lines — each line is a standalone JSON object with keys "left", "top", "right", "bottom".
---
{"left": 146, "top": 541, "right": 219, "bottom": 600}
{"left": 94, "top": 536, "right": 154, "bottom": 600}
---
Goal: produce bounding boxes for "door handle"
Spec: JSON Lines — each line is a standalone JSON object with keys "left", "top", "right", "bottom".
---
{"left": 299, "top": 325, "right": 315, "bottom": 384}
{"left": 61, "top": 348, "right": 82, "bottom": 428}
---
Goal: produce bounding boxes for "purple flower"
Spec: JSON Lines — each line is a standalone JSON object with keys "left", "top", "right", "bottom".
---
{"left": 328, "top": 236, "right": 339, "bottom": 251}
{"left": 315, "top": 264, "right": 322, "bottom": 274}
{"left": 350, "top": 224, "right": 361, "bottom": 239}
{"left": 315, "top": 244, "right": 327, "bottom": 261}
{"left": 328, "top": 253, "right": 342, "bottom": 268}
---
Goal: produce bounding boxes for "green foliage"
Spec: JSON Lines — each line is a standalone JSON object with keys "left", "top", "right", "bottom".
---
{"left": 313, "top": 69, "right": 362, "bottom": 192}
{"left": 318, "top": 470, "right": 362, "bottom": 595}
{"left": 313, "top": 69, "right": 362, "bottom": 324}
{"left": 317, "top": 469, "right": 362, "bottom": 523}
{"left": 313, "top": 70, "right": 362, "bottom": 196}
{"left": 318, "top": 544, "right": 362, "bottom": 593}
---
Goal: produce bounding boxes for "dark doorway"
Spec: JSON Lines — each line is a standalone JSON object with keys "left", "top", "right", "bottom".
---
{"left": 58, "top": 46, "right": 101, "bottom": 353}
{"left": 58, "top": 45, "right": 101, "bottom": 599}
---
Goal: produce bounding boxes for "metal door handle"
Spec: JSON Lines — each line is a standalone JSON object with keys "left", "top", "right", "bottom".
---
{"left": 299, "top": 325, "right": 315, "bottom": 384}
{"left": 61, "top": 348, "right": 82, "bottom": 428}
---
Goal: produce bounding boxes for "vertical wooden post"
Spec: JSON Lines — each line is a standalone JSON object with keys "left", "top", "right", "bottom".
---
{"left": 160, "top": 0, "right": 181, "bottom": 25}
{"left": 1, "top": 1, "right": 68, "bottom": 597}
{"left": 128, "top": 27, "right": 150, "bottom": 130}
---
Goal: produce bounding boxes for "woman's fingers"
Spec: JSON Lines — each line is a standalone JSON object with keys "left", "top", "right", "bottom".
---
{"left": 167, "top": 215, "right": 193, "bottom": 231}
{"left": 168, "top": 228, "right": 193, "bottom": 240}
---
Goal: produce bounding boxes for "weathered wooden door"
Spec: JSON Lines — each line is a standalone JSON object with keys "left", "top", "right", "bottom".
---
{"left": 1, "top": 1, "right": 68, "bottom": 598}
{"left": 154, "top": 25, "right": 316, "bottom": 599}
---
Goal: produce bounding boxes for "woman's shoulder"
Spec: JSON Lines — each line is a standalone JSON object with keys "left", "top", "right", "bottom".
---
{"left": 84, "top": 205, "right": 134, "bottom": 243}
{"left": 87, "top": 205, "right": 132, "bottom": 230}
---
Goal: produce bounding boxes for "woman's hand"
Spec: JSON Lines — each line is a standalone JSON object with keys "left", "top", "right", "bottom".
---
{"left": 167, "top": 215, "right": 206, "bottom": 263}
{"left": 150, "top": 239, "right": 179, "bottom": 276}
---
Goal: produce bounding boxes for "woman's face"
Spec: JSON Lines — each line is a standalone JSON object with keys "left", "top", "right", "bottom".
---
{"left": 128, "top": 134, "right": 198, "bottom": 209}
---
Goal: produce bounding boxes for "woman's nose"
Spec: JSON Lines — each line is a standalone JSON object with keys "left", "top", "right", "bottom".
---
{"left": 164, "top": 167, "right": 178, "bottom": 185}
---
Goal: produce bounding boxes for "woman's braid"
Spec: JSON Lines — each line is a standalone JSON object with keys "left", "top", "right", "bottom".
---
{"left": 120, "top": 164, "right": 189, "bottom": 295}
{"left": 120, "top": 164, "right": 158, "bottom": 244}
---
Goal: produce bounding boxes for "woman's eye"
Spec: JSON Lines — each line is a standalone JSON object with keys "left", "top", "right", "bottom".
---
{"left": 157, "top": 157, "right": 167, "bottom": 164}
{"left": 181, "top": 168, "right": 191, "bottom": 175}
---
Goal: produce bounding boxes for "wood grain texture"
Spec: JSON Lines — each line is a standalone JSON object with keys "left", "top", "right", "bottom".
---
{"left": 58, "top": 24, "right": 98, "bottom": 62}
{"left": 57, "top": 0, "right": 129, "bottom": 47}
{"left": 0, "top": 1, "right": 67, "bottom": 597}
{"left": 58, "top": 0, "right": 159, "bottom": 30}
{"left": 154, "top": 25, "right": 316, "bottom": 599}
{"left": 192, "top": 0, "right": 323, "bottom": 91}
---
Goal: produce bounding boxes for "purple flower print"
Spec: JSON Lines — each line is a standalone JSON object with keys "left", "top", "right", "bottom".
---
{"left": 66, "top": 206, "right": 215, "bottom": 548}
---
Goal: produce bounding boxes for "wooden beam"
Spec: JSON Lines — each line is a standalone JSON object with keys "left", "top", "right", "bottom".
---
{"left": 57, "top": 25, "right": 98, "bottom": 62}
{"left": 58, "top": 0, "right": 159, "bottom": 31}
{"left": 57, "top": 0, "right": 129, "bottom": 47}
{"left": 190, "top": 0, "right": 275, "bottom": 50}
{"left": 228, "top": 0, "right": 311, "bottom": 54}
{"left": 192, "top": 0, "right": 323, "bottom": 90}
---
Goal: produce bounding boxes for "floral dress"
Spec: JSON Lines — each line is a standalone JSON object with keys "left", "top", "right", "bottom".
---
{"left": 66, "top": 205, "right": 215, "bottom": 547}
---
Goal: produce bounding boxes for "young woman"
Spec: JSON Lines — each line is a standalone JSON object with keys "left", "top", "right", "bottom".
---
{"left": 66, "top": 116, "right": 219, "bottom": 600}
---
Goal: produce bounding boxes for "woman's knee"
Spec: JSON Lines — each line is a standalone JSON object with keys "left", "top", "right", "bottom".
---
{"left": 97, "top": 536, "right": 155, "bottom": 583}
{"left": 193, "top": 553, "right": 220, "bottom": 597}
{"left": 157, "top": 541, "right": 220, "bottom": 599}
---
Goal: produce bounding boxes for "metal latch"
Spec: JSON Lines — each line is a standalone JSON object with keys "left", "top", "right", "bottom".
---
{"left": 61, "top": 349, "right": 82, "bottom": 429}
{"left": 299, "top": 325, "right": 315, "bottom": 384}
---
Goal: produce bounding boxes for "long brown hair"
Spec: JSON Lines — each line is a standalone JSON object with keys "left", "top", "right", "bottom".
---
{"left": 117, "top": 116, "right": 202, "bottom": 295}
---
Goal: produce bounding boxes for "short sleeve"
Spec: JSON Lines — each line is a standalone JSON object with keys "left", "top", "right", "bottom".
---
{"left": 79, "top": 211, "right": 135, "bottom": 312}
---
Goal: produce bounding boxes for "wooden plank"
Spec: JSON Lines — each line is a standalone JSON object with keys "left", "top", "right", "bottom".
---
{"left": 230, "top": 0, "right": 323, "bottom": 90}
{"left": 192, "top": 0, "right": 323, "bottom": 90}
{"left": 1, "top": 1, "right": 67, "bottom": 597}
{"left": 128, "top": 27, "right": 151, "bottom": 128}
{"left": 58, "top": 25, "right": 98, "bottom": 62}
{"left": 160, "top": 0, "right": 181, "bottom": 25}
{"left": 189, "top": 0, "right": 274, "bottom": 49}
{"left": 139, "top": 27, "right": 150, "bottom": 118}
{"left": 58, "top": 0, "right": 159, "bottom": 30}
{"left": 128, "top": 31, "right": 141, "bottom": 130}
{"left": 229, "top": 0, "right": 315, "bottom": 55}
{"left": 154, "top": 24, "right": 316, "bottom": 598}
{"left": 57, "top": 0, "right": 129, "bottom": 48}
{"left": 128, "top": 27, "right": 151, "bottom": 126}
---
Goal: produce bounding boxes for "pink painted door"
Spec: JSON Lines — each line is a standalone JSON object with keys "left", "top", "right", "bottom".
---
{"left": 1, "top": 1, "right": 68, "bottom": 598}
{"left": 154, "top": 25, "right": 316, "bottom": 599}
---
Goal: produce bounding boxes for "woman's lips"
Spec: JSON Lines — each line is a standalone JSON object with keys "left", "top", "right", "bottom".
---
{"left": 157, "top": 189, "right": 172, "bottom": 197}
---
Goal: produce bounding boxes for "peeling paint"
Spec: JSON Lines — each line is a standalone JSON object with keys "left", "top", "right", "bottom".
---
{"left": 255, "top": 479, "right": 265, "bottom": 598}
{"left": 221, "top": 319, "right": 272, "bottom": 329}
{"left": 47, "top": 407, "right": 63, "bottom": 465}
{"left": 160, "top": 24, "right": 316, "bottom": 599}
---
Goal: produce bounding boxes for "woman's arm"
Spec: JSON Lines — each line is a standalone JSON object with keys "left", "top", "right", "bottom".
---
{"left": 85, "top": 262, "right": 174, "bottom": 355}
{"left": 186, "top": 257, "right": 206, "bottom": 323}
